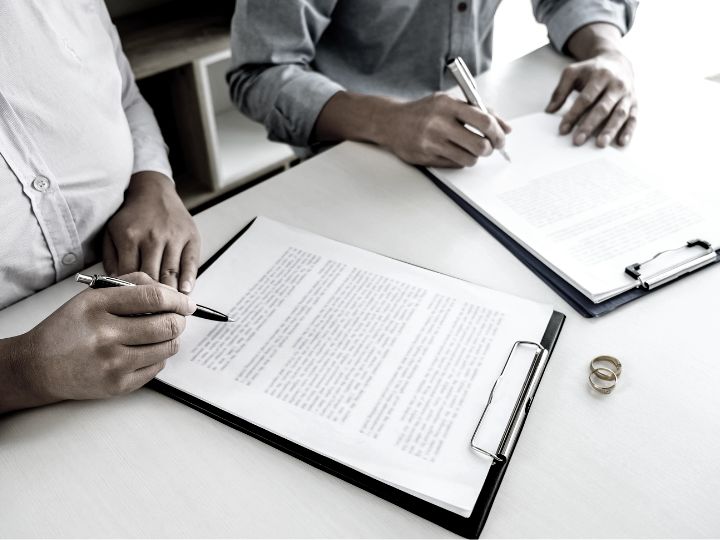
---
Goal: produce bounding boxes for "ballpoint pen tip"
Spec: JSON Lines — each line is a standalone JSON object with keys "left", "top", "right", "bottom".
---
{"left": 228, "top": 317, "right": 236, "bottom": 323}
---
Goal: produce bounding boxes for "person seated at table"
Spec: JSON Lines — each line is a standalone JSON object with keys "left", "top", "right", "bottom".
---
{"left": 228, "top": 0, "right": 638, "bottom": 167}
{"left": 0, "top": 2, "right": 200, "bottom": 414}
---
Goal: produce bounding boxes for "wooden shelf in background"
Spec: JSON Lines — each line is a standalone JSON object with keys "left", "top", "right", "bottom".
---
{"left": 114, "top": 0, "right": 234, "bottom": 80}
{"left": 215, "top": 108, "right": 297, "bottom": 186}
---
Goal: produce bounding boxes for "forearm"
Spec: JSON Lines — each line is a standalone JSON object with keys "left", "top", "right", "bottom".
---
{"left": 566, "top": 22, "right": 624, "bottom": 60}
{"left": 313, "top": 91, "right": 398, "bottom": 146}
{"left": 125, "top": 98, "right": 173, "bottom": 179}
{"left": 229, "top": 63, "right": 345, "bottom": 146}
{"left": 0, "top": 335, "right": 47, "bottom": 414}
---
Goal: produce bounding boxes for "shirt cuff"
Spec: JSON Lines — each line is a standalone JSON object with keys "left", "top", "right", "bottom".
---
{"left": 545, "top": 1, "right": 637, "bottom": 52}
{"left": 267, "top": 70, "right": 345, "bottom": 147}
{"left": 131, "top": 135, "right": 174, "bottom": 182}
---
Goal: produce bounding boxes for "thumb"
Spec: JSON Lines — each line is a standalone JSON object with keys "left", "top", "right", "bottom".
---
{"left": 105, "top": 283, "right": 197, "bottom": 317}
{"left": 117, "top": 271, "right": 157, "bottom": 286}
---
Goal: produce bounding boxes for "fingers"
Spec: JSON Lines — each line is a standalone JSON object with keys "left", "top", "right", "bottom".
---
{"left": 103, "top": 232, "right": 119, "bottom": 277}
{"left": 596, "top": 96, "right": 633, "bottom": 148}
{"left": 127, "top": 338, "right": 181, "bottom": 370}
{"left": 98, "top": 337, "right": 180, "bottom": 396}
{"left": 139, "top": 238, "right": 163, "bottom": 282}
{"left": 124, "top": 230, "right": 200, "bottom": 292}
{"left": 495, "top": 115, "right": 512, "bottom": 134}
{"left": 445, "top": 123, "right": 493, "bottom": 160}
{"left": 559, "top": 80, "right": 606, "bottom": 137}
{"left": 572, "top": 84, "right": 626, "bottom": 146}
{"left": 432, "top": 110, "right": 510, "bottom": 168}
{"left": 555, "top": 58, "right": 636, "bottom": 148}
{"left": 103, "top": 283, "right": 196, "bottom": 317}
{"left": 124, "top": 360, "right": 168, "bottom": 392}
{"left": 114, "top": 235, "right": 140, "bottom": 276}
{"left": 454, "top": 103, "right": 506, "bottom": 150}
{"left": 159, "top": 242, "right": 182, "bottom": 290}
{"left": 114, "top": 312, "right": 187, "bottom": 346}
{"left": 431, "top": 156, "right": 463, "bottom": 168}
{"left": 437, "top": 141, "right": 482, "bottom": 168}
{"left": 487, "top": 107, "right": 512, "bottom": 134}
{"left": 178, "top": 238, "right": 200, "bottom": 294}
{"left": 116, "top": 271, "right": 156, "bottom": 286}
{"left": 546, "top": 65, "right": 584, "bottom": 113}
{"left": 616, "top": 104, "right": 638, "bottom": 147}
{"left": 111, "top": 356, "right": 170, "bottom": 395}
{"left": 395, "top": 94, "right": 511, "bottom": 167}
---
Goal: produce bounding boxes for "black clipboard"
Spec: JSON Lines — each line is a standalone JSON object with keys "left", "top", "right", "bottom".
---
{"left": 422, "top": 168, "right": 720, "bottom": 318}
{"left": 148, "top": 219, "right": 565, "bottom": 538}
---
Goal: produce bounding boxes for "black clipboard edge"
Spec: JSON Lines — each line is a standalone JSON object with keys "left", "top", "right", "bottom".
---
{"left": 421, "top": 168, "right": 720, "bottom": 317}
{"left": 150, "top": 218, "right": 565, "bottom": 538}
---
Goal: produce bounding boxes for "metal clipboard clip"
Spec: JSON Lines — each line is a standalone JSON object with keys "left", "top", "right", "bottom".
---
{"left": 470, "top": 341, "right": 549, "bottom": 462}
{"left": 625, "top": 239, "right": 717, "bottom": 290}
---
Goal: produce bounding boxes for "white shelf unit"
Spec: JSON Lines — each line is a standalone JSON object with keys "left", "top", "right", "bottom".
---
{"left": 193, "top": 49, "right": 296, "bottom": 191}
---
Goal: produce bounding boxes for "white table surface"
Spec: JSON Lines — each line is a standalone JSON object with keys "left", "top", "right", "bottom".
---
{"left": 2, "top": 46, "right": 720, "bottom": 538}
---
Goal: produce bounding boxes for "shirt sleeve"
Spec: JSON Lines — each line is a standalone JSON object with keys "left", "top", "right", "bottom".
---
{"left": 96, "top": 2, "right": 173, "bottom": 180}
{"left": 227, "top": 0, "right": 344, "bottom": 147}
{"left": 532, "top": 0, "right": 639, "bottom": 53}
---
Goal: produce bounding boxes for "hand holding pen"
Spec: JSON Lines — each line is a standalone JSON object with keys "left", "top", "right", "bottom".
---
{"left": 330, "top": 64, "right": 510, "bottom": 168}
{"left": 447, "top": 57, "right": 511, "bottom": 162}
{"left": 3, "top": 272, "right": 201, "bottom": 411}
{"left": 76, "top": 273, "right": 233, "bottom": 322}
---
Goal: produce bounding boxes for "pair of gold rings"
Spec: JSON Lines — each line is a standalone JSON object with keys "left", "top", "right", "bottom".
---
{"left": 588, "top": 355, "right": 622, "bottom": 394}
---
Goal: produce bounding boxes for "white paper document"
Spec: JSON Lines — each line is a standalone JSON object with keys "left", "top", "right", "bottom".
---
{"left": 431, "top": 112, "right": 720, "bottom": 303}
{"left": 157, "top": 217, "right": 555, "bottom": 516}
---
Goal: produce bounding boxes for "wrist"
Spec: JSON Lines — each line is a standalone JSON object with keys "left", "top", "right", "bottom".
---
{"left": 567, "top": 22, "right": 624, "bottom": 60}
{"left": 590, "top": 47, "right": 627, "bottom": 64}
{"left": 125, "top": 171, "right": 175, "bottom": 200}
{"left": 314, "top": 91, "right": 401, "bottom": 147}
{"left": 582, "top": 39, "right": 620, "bottom": 57}
{"left": 366, "top": 97, "right": 403, "bottom": 148}
{"left": 0, "top": 334, "right": 49, "bottom": 413}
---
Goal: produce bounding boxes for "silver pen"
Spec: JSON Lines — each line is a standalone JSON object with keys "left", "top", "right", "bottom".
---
{"left": 447, "top": 57, "right": 511, "bottom": 162}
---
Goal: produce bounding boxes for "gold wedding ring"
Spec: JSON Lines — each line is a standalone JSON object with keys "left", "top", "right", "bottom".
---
{"left": 588, "top": 355, "right": 622, "bottom": 394}
{"left": 590, "top": 355, "right": 622, "bottom": 380}
{"left": 589, "top": 367, "right": 617, "bottom": 394}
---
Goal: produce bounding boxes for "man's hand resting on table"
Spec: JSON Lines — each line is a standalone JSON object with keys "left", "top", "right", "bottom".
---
{"left": 0, "top": 273, "right": 195, "bottom": 414}
{"left": 545, "top": 23, "right": 638, "bottom": 148}
{"left": 104, "top": 171, "right": 201, "bottom": 294}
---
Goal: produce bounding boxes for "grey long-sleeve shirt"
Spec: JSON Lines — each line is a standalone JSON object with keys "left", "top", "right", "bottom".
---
{"left": 228, "top": 0, "right": 638, "bottom": 148}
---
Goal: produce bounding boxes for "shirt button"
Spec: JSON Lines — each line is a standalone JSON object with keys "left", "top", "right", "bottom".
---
{"left": 32, "top": 175, "right": 51, "bottom": 192}
{"left": 62, "top": 253, "right": 77, "bottom": 266}
{"left": 457, "top": 2, "right": 468, "bottom": 12}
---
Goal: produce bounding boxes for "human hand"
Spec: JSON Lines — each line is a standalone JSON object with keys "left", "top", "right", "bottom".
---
{"left": 104, "top": 171, "right": 201, "bottom": 294}
{"left": 11, "top": 272, "right": 195, "bottom": 408}
{"left": 379, "top": 93, "right": 511, "bottom": 167}
{"left": 546, "top": 51, "right": 637, "bottom": 148}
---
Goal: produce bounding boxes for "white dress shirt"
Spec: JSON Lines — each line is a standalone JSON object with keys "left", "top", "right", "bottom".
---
{"left": 0, "top": 1, "right": 172, "bottom": 309}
